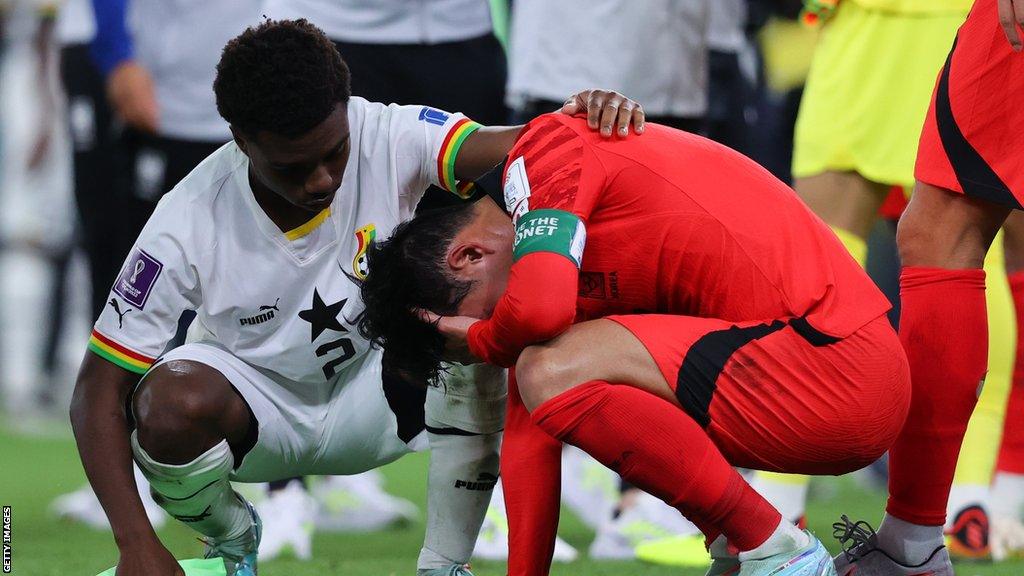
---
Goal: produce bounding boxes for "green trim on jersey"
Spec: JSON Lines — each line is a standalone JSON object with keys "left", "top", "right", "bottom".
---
{"left": 87, "top": 341, "right": 149, "bottom": 374}
{"left": 513, "top": 209, "right": 586, "bottom": 267}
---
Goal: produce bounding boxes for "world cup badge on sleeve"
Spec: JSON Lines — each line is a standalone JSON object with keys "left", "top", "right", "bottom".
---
{"left": 113, "top": 248, "right": 164, "bottom": 309}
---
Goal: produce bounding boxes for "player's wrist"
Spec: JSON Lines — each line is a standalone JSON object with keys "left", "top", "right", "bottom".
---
{"left": 112, "top": 519, "right": 160, "bottom": 549}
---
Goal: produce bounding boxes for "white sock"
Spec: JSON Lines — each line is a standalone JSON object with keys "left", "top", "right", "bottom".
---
{"left": 417, "top": 429, "right": 502, "bottom": 570}
{"left": 991, "top": 472, "right": 1024, "bottom": 520}
{"left": 132, "top": 433, "right": 251, "bottom": 541}
{"left": 709, "top": 535, "right": 736, "bottom": 562}
{"left": 738, "top": 519, "right": 809, "bottom": 561}
{"left": 876, "top": 513, "right": 944, "bottom": 566}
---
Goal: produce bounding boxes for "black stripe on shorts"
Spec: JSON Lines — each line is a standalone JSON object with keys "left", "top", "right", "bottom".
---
{"left": 935, "top": 38, "right": 1021, "bottom": 209}
{"left": 676, "top": 318, "right": 840, "bottom": 427}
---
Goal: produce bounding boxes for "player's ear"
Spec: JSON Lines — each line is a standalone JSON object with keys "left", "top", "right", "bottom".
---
{"left": 447, "top": 242, "right": 492, "bottom": 272}
{"left": 231, "top": 126, "right": 250, "bottom": 155}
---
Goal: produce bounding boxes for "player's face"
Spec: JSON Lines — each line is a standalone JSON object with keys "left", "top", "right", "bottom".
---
{"left": 242, "top": 103, "right": 351, "bottom": 213}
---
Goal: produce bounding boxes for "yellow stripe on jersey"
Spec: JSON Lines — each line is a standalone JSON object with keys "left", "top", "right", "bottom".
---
{"left": 437, "top": 118, "right": 482, "bottom": 198}
{"left": 285, "top": 208, "right": 331, "bottom": 241}
{"left": 87, "top": 330, "right": 154, "bottom": 374}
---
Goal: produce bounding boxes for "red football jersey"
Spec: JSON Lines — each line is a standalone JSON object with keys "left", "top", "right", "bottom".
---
{"left": 469, "top": 113, "right": 891, "bottom": 365}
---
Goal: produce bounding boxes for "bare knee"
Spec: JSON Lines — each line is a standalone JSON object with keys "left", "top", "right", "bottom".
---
{"left": 133, "top": 361, "right": 244, "bottom": 463}
{"left": 515, "top": 346, "right": 584, "bottom": 413}
{"left": 897, "top": 182, "right": 1007, "bottom": 269}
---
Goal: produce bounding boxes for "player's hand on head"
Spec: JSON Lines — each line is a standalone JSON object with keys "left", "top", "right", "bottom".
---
{"left": 561, "top": 89, "right": 645, "bottom": 138}
{"left": 107, "top": 60, "right": 161, "bottom": 134}
{"left": 418, "top": 310, "right": 482, "bottom": 365}
{"left": 997, "top": 0, "right": 1024, "bottom": 50}
{"left": 114, "top": 539, "right": 184, "bottom": 576}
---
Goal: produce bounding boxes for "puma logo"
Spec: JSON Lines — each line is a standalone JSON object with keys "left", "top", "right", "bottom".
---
{"left": 108, "top": 298, "right": 132, "bottom": 329}
{"left": 259, "top": 298, "right": 280, "bottom": 312}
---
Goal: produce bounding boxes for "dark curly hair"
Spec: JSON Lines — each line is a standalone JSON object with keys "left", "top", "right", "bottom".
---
{"left": 214, "top": 19, "right": 351, "bottom": 137}
{"left": 357, "top": 202, "right": 479, "bottom": 387}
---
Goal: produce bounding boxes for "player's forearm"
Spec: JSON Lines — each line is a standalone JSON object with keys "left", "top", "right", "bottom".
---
{"left": 468, "top": 253, "right": 578, "bottom": 367}
{"left": 503, "top": 377, "right": 563, "bottom": 576}
{"left": 70, "top": 354, "right": 157, "bottom": 548}
{"left": 453, "top": 126, "right": 524, "bottom": 182}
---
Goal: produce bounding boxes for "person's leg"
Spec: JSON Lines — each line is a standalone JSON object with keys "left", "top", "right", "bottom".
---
{"left": 131, "top": 359, "right": 257, "bottom": 540}
{"left": 880, "top": 181, "right": 1010, "bottom": 564}
{"left": 514, "top": 319, "right": 797, "bottom": 558}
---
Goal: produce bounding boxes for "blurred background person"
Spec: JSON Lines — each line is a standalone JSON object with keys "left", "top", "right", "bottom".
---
{"left": 0, "top": 0, "right": 80, "bottom": 415}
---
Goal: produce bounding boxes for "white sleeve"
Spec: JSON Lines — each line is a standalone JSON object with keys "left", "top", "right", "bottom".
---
{"left": 389, "top": 104, "right": 482, "bottom": 219}
{"left": 89, "top": 198, "right": 202, "bottom": 374}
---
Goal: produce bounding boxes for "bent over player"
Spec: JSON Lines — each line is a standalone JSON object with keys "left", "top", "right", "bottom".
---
{"left": 358, "top": 113, "right": 912, "bottom": 576}
{"left": 69, "top": 19, "right": 644, "bottom": 576}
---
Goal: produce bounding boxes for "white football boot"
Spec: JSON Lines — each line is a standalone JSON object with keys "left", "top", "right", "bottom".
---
{"left": 255, "top": 481, "right": 314, "bottom": 561}
{"left": 740, "top": 531, "right": 836, "bottom": 576}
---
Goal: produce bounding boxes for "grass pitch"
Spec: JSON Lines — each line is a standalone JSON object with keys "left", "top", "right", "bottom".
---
{"left": 2, "top": 421, "right": 1021, "bottom": 576}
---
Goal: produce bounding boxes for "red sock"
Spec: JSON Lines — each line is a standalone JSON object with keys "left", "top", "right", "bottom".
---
{"left": 501, "top": 374, "right": 563, "bottom": 576}
{"left": 888, "top": 266, "right": 988, "bottom": 525}
{"left": 532, "top": 380, "right": 781, "bottom": 551}
{"left": 997, "top": 272, "right": 1024, "bottom": 475}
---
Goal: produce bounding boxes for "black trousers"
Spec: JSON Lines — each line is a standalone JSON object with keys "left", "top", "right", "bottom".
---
{"left": 61, "top": 43, "right": 127, "bottom": 321}
{"left": 333, "top": 33, "right": 508, "bottom": 212}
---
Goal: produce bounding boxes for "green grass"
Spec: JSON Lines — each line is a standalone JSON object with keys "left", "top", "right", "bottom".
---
{"left": 2, "top": 421, "right": 1022, "bottom": 575}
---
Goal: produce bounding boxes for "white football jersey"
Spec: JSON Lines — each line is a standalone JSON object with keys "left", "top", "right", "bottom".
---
{"left": 89, "top": 97, "right": 481, "bottom": 388}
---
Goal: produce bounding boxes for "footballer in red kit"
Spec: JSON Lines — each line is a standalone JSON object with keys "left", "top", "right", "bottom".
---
{"left": 358, "top": 113, "right": 911, "bottom": 576}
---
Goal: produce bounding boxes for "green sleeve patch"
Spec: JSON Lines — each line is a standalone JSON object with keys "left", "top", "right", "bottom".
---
{"left": 513, "top": 209, "right": 587, "bottom": 267}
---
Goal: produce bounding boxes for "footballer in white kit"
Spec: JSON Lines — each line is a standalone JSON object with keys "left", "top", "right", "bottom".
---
{"left": 70, "top": 18, "right": 645, "bottom": 576}
{"left": 91, "top": 96, "right": 504, "bottom": 480}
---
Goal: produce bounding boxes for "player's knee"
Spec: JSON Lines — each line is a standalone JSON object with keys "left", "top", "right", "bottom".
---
{"left": 897, "top": 183, "right": 1001, "bottom": 269}
{"left": 133, "top": 361, "right": 221, "bottom": 459}
{"left": 515, "top": 345, "right": 580, "bottom": 412}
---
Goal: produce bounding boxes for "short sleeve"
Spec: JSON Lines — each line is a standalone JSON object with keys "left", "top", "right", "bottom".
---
{"left": 500, "top": 115, "right": 606, "bottom": 225}
{"left": 390, "top": 104, "right": 482, "bottom": 218}
{"left": 89, "top": 199, "right": 201, "bottom": 374}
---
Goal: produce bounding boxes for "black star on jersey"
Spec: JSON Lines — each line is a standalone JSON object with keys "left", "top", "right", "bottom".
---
{"left": 298, "top": 288, "right": 347, "bottom": 341}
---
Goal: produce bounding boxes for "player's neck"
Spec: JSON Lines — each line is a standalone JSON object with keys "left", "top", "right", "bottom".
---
{"left": 248, "top": 167, "right": 322, "bottom": 233}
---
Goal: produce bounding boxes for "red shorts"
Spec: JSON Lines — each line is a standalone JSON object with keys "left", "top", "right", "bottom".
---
{"left": 915, "top": 0, "right": 1024, "bottom": 208}
{"left": 609, "top": 313, "right": 910, "bottom": 475}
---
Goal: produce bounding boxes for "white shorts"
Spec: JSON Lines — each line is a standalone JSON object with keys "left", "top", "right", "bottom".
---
{"left": 143, "top": 343, "right": 506, "bottom": 483}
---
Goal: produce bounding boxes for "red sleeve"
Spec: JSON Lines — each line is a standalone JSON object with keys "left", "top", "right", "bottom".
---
{"left": 501, "top": 371, "right": 563, "bottom": 576}
{"left": 467, "top": 115, "right": 606, "bottom": 366}
{"left": 467, "top": 252, "right": 578, "bottom": 367}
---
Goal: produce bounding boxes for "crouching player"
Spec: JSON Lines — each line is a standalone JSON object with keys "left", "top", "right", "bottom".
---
{"left": 358, "top": 113, "right": 913, "bottom": 575}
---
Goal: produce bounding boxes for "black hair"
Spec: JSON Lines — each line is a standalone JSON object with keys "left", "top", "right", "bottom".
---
{"left": 357, "top": 202, "right": 480, "bottom": 387}
{"left": 214, "top": 18, "right": 351, "bottom": 138}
